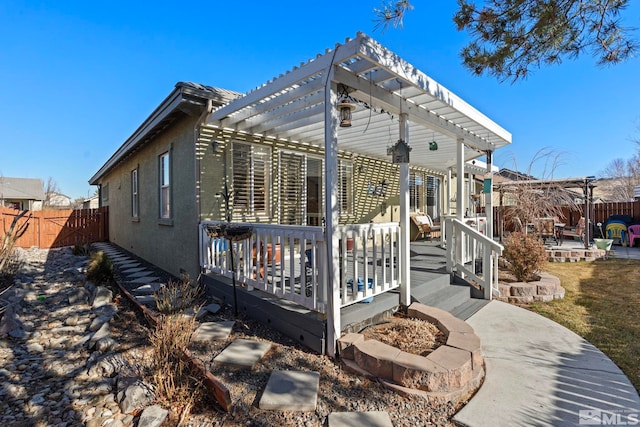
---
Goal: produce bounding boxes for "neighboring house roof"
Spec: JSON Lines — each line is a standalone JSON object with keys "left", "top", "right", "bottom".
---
{"left": 89, "top": 82, "right": 241, "bottom": 185}
{"left": 0, "top": 177, "right": 45, "bottom": 201}
{"left": 495, "top": 168, "right": 537, "bottom": 181}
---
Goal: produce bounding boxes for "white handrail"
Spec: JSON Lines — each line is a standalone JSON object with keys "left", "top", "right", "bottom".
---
{"left": 445, "top": 218, "right": 503, "bottom": 299}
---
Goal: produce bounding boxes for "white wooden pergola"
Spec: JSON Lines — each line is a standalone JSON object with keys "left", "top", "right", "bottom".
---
{"left": 207, "top": 33, "right": 512, "bottom": 355}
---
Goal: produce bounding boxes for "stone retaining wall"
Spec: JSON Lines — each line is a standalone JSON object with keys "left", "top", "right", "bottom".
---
{"left": 497, "top": 271, "right": 565, "bottom": 303}
{"left": 337, "top": 303, "right": 484, "bottom": 404}
{"left": 546, "top": 247, "right": 607, "bottom": 262}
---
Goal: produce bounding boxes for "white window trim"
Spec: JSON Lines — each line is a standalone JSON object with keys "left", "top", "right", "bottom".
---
{"left": 159, "top": 150, "right": 172, "bottom": 224}
{"left": 131, "top": 167, "right": 139, "bottom": 220}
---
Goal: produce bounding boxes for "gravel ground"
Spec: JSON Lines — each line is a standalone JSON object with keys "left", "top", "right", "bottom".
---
{"left": 2, "top": 247, "right": 465, "bottom": 426}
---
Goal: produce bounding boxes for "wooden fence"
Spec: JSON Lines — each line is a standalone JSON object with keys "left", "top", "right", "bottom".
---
{"left": 492, "top": 201, "right": 640, "bottom": 234}
{"left": 1, "top": 206, "right": 108, "bottom": 249}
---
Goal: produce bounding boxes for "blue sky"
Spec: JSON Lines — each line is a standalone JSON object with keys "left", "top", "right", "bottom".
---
{"left": 1, "top": 1, "right": 639, "bottom": 199}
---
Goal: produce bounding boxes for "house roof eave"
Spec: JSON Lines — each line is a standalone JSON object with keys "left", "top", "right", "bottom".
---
{"left": 89, "top": 83, "right": 240, "bottom": 185}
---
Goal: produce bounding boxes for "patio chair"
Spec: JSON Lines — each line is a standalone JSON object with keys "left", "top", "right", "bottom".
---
{"left": 533, "top": 217, "right": 557, "bottom": 244}
{"left": 605, "top": 222, "right": 628, "bottom": 246}
{"left": 410, "top": 213, "right": 440, "bottom": 241}
{"left": 628, "top": 224, "right": 640, "bottom": 248}
{"left": 563, "top": 217, "right": 585, "bottom": 242}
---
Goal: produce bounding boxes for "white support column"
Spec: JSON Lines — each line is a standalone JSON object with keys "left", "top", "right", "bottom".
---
{"left": 485, "top": 151, "right": 494, "bottom": 239}
{"left": 398, "top": 113, "right": 411, "bottom": 307}
{"left": 456, "top": 138, "right": 465, "bottom": 221}
{"left": 446, "top": 169, "right": 452, "bottom": 215}
{"left": 456, "top": 138, "right": 465, "bottom": 270}
{"left": 324, "top": 80, "right": 341, "bottom": 357}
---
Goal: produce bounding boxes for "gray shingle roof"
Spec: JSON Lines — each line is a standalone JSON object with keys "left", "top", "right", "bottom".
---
{"left": 0, "top": 177, "right": 45, "bottom": 200}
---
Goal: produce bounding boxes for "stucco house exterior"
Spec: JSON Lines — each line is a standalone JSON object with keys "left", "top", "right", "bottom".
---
{"left": 0, "top": 177, "right": 45, "bottom": 210}
{"left": 90, "top": 34, "right": 511, "bottom": 355}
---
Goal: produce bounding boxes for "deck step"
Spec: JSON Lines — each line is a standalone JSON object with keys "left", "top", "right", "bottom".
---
{"left": 409, "top": 275, "right": 452, "bottom": 301}
{"left": 412, "top": 283, "right": 471, "bottom": 313}
{"left": 449, "top": 298, "right": 489, "bottom": 320}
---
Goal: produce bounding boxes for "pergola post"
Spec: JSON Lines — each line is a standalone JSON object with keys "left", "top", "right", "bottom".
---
{"left": 456, "top": 138, "right": 465, "bottom": 220}
{"left": 455, "top": 138, "right": 465, "bottom": 271}
{"left": 324, "top": 80, "right": 341, "bottom": 357}
{"left": 485, "top": 151, "right": 494, "bottom": 239}
{"left": 398, "top": 113, "right": 411, "bottom": 307}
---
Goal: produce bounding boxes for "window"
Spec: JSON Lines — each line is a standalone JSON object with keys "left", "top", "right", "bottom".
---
{"left": 279, "top": 152, "right": 306, "bottom": 225}
{"left": 232, "top": 142, "right": 271, "bottom": 218}
{"left": 101, "top": 183, "right": 109, "bottom": 205}
{"left": 131, "top": 168, "right": 139, "bottom": 219}
{"left": 159, "top": 152, "right": 171, "bottom": 219}
{"left": 426, "top": 175, "right": 440, "bottom": 220}
{"left": 338, "top": 159, "right": 353, "bottom": 216}
{"left": 410, "top": 171, "right": 425, "bottom": 212}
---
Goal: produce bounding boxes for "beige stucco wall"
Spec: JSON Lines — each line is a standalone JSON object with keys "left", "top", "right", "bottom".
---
{"left": 98, "top": 116, "right": 200, "bottom": 280}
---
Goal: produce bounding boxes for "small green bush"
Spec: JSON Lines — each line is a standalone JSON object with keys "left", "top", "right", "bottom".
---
{"left": 86, "top": 251, "right": 113, "bottom": 284}
{"left": 72, "top": 242, "right": 91, "bottom": 256}
{"left": 502, "top": 231, "right": 548, "bottom": 282}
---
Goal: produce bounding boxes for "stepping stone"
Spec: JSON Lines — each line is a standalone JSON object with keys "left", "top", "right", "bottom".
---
{"left": 127, "top": 270, "right": 154, "bottom": 278}
{"left": 196, "top": 303, "right": 222, "bottom": 319}
{"left": 259, "top": 370, "right": 319, "bottom": 411}
{"left": 132, "top": 284, "right": 163, "bottom": 295}
{"left": 129, "top": 276, "right": 160, "bottom": 284}
{"left": 192, "top": 321, "right": 235, "bottom": 342}
{"left": 213, "top": 339, "right": 271, "bottom": 369}
{"left": 134, "top": 295, "right": 156, "bottom": 305}
{"left": 118, "top": 262, "right": 141, "bottom": 270}
{"left": 122, "top": 267, "right": 147, "bottom": 274}
{"left": 328, "top": 412, "right": 393, "bottom": 427}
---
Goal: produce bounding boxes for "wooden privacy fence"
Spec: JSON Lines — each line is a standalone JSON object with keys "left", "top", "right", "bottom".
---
{"left": 1, "top": 206, "right": 108, "bottom": 249}
{"left": 492, "top": 201, "right": 640, "bottom": 234}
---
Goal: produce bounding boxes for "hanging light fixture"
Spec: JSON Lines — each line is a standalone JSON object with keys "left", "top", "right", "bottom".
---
{"left": 338, "top": 98, "right": 355, "bottom": 127}
{"left": 337, "top": 84, "right": 356, "bottom": 127}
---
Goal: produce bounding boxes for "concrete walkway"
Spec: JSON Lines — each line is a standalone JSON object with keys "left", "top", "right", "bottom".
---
{"left": 454, "top": 301, "right": 640, "bottom": 427}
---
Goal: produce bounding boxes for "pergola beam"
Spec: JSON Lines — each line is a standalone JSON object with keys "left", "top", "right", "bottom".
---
{"left": 334, "top": 67, "right": 498, "bottom": 152}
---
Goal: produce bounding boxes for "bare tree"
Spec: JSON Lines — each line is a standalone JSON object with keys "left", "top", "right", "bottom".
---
{"left": 600, "top": 155, "right": 640, "bottom": 201}
{"left": 43, "top": 177, "right": 61, "bottom": 208}
{"left": 497, "top": 148, "right": 581, "bottom": 231}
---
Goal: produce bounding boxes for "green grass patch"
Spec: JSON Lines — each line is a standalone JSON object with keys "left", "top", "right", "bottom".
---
{"left": 527, "top": 259, "right": 640, "bottom": 392}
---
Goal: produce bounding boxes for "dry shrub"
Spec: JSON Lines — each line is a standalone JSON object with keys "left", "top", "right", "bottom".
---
{"left": 149, "top": 313, "right": 202, "bottom": 422}
{"left": 86, "top": 251, "right": 113, "bottom": 284}
{"left": 149, "top": 276, "right": 204, "bottom": 422}
{"left": 0, "top": 250, "right": 23, "bottom": 289}
{"left": 502, "top": 231, "right": 548, "bottom": 282}
{"left": 154, "top": 277, "right": 203, "bottom": 314}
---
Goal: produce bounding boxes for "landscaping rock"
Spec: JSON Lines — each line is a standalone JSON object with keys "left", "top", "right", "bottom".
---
{"left": 92, "top": 286, "right": 113, "bottom": 308}
{"left": 137, "top": 405, "right": 168, "bottom": 427}
{"left": 116, "top": 377, "right": 155, "bottom": 415}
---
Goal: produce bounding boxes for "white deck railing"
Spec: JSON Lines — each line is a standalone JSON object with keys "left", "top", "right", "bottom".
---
{"left": 200, "top": 221, "right": 327, "bottom": 312}
{"left": 445, "top": 218, "right": 503, "bottom": 299}
{"left": 199, "top": 221, "right": 402, "bottom": 312}
{"left": 336, "top": 222, "right": 401, "bottom": 306}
